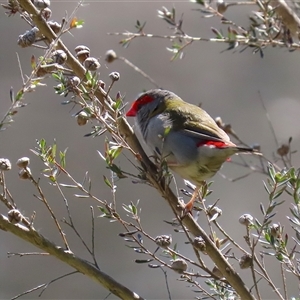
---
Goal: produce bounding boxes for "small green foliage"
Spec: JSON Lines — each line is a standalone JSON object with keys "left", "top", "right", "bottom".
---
{"left": 122, "top": 200, "right": 140, "bottom": 218}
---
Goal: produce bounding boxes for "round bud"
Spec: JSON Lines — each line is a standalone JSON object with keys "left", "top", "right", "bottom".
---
{"left": 109, "top": 72, "right": 120, "bottom": 81}
{"left": 270, "top": 223, "right": 282, "bottom": 239}
{"left": 84, "top": 57, "right": 100, "bottom": 71}
{"left": 155, "top": 235, "right": 172, "bottom": 248}
{"left": 105, "top": 50, "right": 117, "bottom": 63}
{"left": 239, "top": 214, "right": 253, "bottom": 226}
{"left": 68, "top": 76, "right": 80, "bottom": 87}
{"left": 216, "top": 0, "right": 228, "bottom": 14}
{"left": 16, "top": 157, "right": 30, "bottom": 168}
{"left": 51, "top": 50, "right": 67, "bottom": 65}
{"left": 171, "top": 259, "right": 188, "bottom": 274}
{"left": 239, "top": 254, "right": 252, "bottom": 269}
{"left": 41, "top": 7, "right": 52, "bottom": 20}
{"left": 76, "top": 111, "right": 89, "bottom": 126}
{"left": 18, "top": 168, "right": 31, "bottom": 180}
{"left": 0, "top": 158, "right": 12, "bottom": 171}
{"left": 8, "top": 209, "right": 22, "bottom": 224}
{"left": 48, "top": 21, "right": 61, "bottom": 34}
{"left": 277, "top": 144, "right": 289, "bottom": 156}
{"left": 98, "top": 80, "right": 106, "bottom": 89}
{"left": 193, "top": 236, "right": 207, "bottom": 254}
{"left": 76, "top": 49, "right": 90, "bottom": 64}
{"left": 74, "top": 45, "right": 90, "bottom": 54}
{"left": 33, "top": 0, "right": 50, "bottom": 9}
{"left": 17, "top": 27, "right": 39, "bottom": 48}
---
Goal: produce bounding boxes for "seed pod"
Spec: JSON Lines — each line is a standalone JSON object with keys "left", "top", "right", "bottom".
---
{"left": 8, "top": 209, "right": 22, "bottom": 224}
{"left": 0, "top": 158, "right": 12, "bottom": 171}
{"left": 171, "top": 259, "right": 188, "bottom": 274}
{"left": 193, "top": 236, "right": 207, "bottom": 254}
{"left": 216, "top": 0, "right": 228, "bottom": 14}
{"left": 155, "top": 235, "right": 172, "bottom": 248}
{"left": 32, "top": 0, "right": 50, "bottom": 9}
{"left": 16, "top": 157, "right": 30, "bottom": 168}
{"left": 51, "top": 50, "right": 67, "bottom": 65}
{"left": 239, "top": 254, "right": 252, "bottom": 269}
{"left": 17, "top": 27, "right": 39, "bottom": 48}
{"left": 105, "top": 50, "right": 117, "bottom": 63}
{"left": 239, "top": 214, "right": 253, "bottom": 226}
{"left": 77, "top": 49, "right": 90, "bottom": 64}
{"left": 270, "top": 223, "right": 282, "bottom": 239}
{"left": 109, "top": 71, "right": 120, "bottom": 81}
{"left": 41, "top": 7, "right": 52, "bottom": 20}
{"left": 277, "top": 144, "right": 289, "bottom": 156}
{"left": 84, "top": 57, "right": 100, "bottom": 71}
{"left": 48, "top": 21, "right": 61, "bottom": 34}
{"left": 18, "top": 168, "right": 32, "bottom": 180}
{"left": 76, "top": 111, "right": 89, "bottom": 126}
{"left": 74, "top": 45, "right": 90, "bottom": 54}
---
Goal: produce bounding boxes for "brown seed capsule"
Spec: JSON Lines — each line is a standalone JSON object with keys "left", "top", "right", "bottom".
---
{"left": 17, "top": 27, "right": 39, "bottom": 48}
{"left": 270, "top": 223, "right": 282, "bottom": 239}
{"left": 109, "top": 71, "right": 120, "bottom": 81}
{"left": 0, "top": 158, "right": 12, "bottom": 171}
{"left": 155, "top": 235, "right": 172, "bottom": 248}
{"left": 277, "top": 144, "right": 289, "bottom": 156}
{"left": 67, "top": 76, "right": 80, "bottom": 88}
{"left": 16, "top": 157, "right": 30, "bottom": 168}
{"left": 193, "top": 236, "right": 207, "bottom": 254}
{"left": 171, "top": 259, "right": 188, "bottom": 274}
{"left": 76, "top": 111, "right": 89, "bottom": 126}
{"left": 74, "top": 45, "right": 90, "bottom": 54}
{"left": 48, "top": 20, "right": 61, "bottom": 34}
{"left": 8, "top": 209, "right": 23, "bottom": 224}
{"left": 239, "top": 254, "right": 252, "bottom": 269}
{"left": 18, "top": 168, "right": 31, "bottom": 180}
{"left": 84, "top": 57, "right": 100, "bottom": 71}
{"left": 51, "top": 50, "right": 67, "bottom": 65}
{"left": 32, "top": 0, "right": 50, "bottom": 9}
{"left": 239, "top": 214, "right": 253, "bottom": 226}
{"left": 98, "top": 80, "right": 106, "bottom": 89}
{"left": 105, "top": 50, "right": 117, "bottom": 63}
{"left": 216, "top": 0, "right": 228, "bottom": 14}
{"left": 76, "top": 49, "right": 90, "bottom": 64}
{"left": 41, "top": 7, "right": 52, "bottom": 20}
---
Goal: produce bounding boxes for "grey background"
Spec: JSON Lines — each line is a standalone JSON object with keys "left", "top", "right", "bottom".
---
{"left": 1, "top": 1, "right": 300, "bottom": 299}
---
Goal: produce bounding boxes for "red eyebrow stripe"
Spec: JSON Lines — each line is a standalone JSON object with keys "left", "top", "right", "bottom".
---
{"left": 197, "top": 140, "right": 228, "bottom": 148}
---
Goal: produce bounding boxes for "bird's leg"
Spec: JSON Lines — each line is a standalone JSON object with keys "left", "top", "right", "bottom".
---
{"left": 182, "top": 185, "right": 202, "bottom": 217}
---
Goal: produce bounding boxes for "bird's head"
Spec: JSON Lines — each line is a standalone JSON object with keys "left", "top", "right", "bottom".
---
{"left": 126, "top": 89, "right": 176, "bottom": 118}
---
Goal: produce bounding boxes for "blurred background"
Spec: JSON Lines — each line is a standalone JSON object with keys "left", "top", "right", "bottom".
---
{"left": 1, "top": 0, "right": 300, "bottom": 299}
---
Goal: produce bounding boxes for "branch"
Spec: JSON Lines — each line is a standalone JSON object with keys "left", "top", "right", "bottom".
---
{"left": 0, "top": 214, "right": 144, "bottom": 300}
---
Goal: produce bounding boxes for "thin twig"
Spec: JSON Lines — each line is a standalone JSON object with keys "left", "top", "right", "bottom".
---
{"left": 118, "top": 56, "right": 160, "bottom": 88}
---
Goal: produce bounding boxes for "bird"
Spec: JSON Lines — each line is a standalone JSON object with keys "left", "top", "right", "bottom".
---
{"left": 126, "top": 89, "right": 259, "bottom": 214}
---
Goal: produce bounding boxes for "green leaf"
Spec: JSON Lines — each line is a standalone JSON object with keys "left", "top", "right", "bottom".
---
{"left": 103, "top": 175, "right": 113, "bottom": 189}
{"left": 263, "top": 181, "right": 270, "bottom": 194}
{"left": 15, "top": 89, "right": 24, "bottom": 101}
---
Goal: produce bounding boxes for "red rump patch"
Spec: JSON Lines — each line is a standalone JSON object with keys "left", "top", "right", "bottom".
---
{"left": 126, "top": 95, "right": 154, "bottom": 117}
{"left": 197, "top": 140, "right": 228, "bottom": 148}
